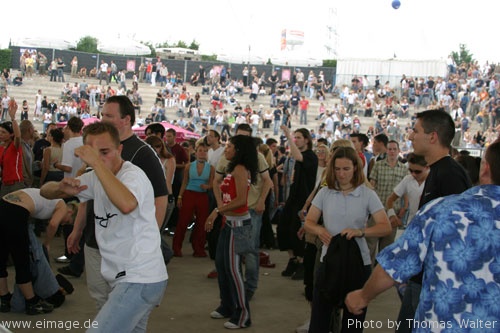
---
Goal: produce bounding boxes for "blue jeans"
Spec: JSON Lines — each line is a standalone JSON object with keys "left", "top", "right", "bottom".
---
{"left": 273, "top": 120, "right": 280, "bottom": 135}
{"left": 300, "top": 110, "right": 308, "bottom": 125}
{"left": 11, "top": 227, "right": 60, "bottom": 312}
{"left": 57, "top": 69, "right": 65, "bottom": 82}
{"left": 89, "top": 280, "right": 167, "bottom": 333}
{"left": 396, "top": 280, "right": 421, "bottom": 333}
{"left": 215, "top": 218, "right": 252, "bottom": 328}
{"left": 244, "top": 209, "right": 262, "bottom": 294}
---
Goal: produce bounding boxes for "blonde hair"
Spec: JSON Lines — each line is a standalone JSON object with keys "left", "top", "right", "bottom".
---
{"left": 330, "top": 139, "right": 354, "bottom": 153}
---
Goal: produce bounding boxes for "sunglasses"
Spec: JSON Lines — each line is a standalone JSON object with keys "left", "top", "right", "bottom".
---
{"left": 408, "top": 168, "right": 423, "bottom": 174}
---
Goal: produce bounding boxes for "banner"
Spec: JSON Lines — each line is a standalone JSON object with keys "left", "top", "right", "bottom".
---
{"left": 281, "top": 69, "right": 291, "bottom": 82}
{"left": 280, "top": 29, "right": 287, "bottom": 51}
{"left": 126, "top": 60, "right": 136, "bottom": 72}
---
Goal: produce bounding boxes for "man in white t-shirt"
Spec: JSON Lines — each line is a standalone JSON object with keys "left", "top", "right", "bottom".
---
{"left": 249, "top": 111, "right": 261, "bottom": 136}
{"left": 207, "top": 129, "right": 224, "bottom": 167}
{"left": 41, "top": 122, "right": 167, "bottom": 332}
{"left": 54, "top": 117, "right": 84, "bottom": 178}
{"left": 99, "top": 60, "right": 108, "bottom": 85}
{"left": 386, "top": 153, "right": 429, "bottom": 229}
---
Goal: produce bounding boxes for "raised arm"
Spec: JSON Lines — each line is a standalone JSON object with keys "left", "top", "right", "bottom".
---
{"left": 8, "top": 100, "right": 21, "bottom": 148}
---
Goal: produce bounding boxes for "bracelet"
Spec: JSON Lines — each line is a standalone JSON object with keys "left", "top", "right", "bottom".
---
{"left": 387, "top": 208, "right": 396, "bottom": 217}
{"left": 215, "top": 207, "right": 220, "bottom": 215}
{"left": 178, "top": 195, "right": 183, "bottom": 199}
{"left": 53, "top": 162, "right": 58, "bottom": 168}
{"left": 359, "top": 228, "right": 365, "bottom": 237}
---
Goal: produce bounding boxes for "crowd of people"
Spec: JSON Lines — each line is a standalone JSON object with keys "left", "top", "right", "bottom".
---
{"left": 0, "top": 57, "right": 500, "bottom": 333}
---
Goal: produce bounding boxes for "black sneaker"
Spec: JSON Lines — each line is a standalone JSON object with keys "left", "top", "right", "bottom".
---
{"left": 281, "top": 257, "right": 298, "bottom": 277}
{"left": 57, "top": 266, "right": 81, "bottom": 278}
{"left": 56, "top": 274, "right": 74, "bottom": 294}
{"left": 291, "top": 263, "right": 305, "bottom": 281}
{"left": 26, "top": 297, "right": 54, "bottom": 315}
{"left": 0, "top": 293, "right": 12, "bottom": 313}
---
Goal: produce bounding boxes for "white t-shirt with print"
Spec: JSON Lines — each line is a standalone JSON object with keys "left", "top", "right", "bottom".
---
{"left": 77, "top": 161, "right": 167, "bottom": 287}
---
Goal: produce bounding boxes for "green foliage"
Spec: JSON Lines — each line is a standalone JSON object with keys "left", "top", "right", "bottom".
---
{"left": 0, "top": 49, "right": 12, "bottom": 71}
{"left": 267, "top": 58, "right": 272, "bottom": 65}
{"left": 451, "top": 44, "right": 474, "bottom": 65}
{"left": 176, "top": 41, "right": 188, "bottom": 49}
{"left": 188, "top": 40, "right": 199, "bottom": 51}
{"left": 201, "top": 54, "right": 218, "bottom": 61}
{"left": 76, "top": 36, "right": 99, "bottom": 53}
{"left": 322, "top": 59, "right": 337, "bottom": 67}
{"left": 140, "top": 41, "right": 155, "bottom": 57}
{"left": 155, "top": 40, "right": 199, "bottom": 51}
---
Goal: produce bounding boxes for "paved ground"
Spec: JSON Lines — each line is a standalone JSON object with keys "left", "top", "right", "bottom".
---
{"left": 4, "top": 234, "right": 400, "bottom": 333}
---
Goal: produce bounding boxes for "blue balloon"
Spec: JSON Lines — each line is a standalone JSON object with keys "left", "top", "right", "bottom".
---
{"left": 392, "top": 0, "right": 401, "bottom": 9}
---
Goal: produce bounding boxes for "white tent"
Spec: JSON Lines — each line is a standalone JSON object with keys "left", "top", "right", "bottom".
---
{"left": 336, "top": 58, "right": 448, "bottom": 87}
{"left": 217, "top": 53, "right": 268, "bottom": 65}
{"left": 97, "top": 38, "right": 150, "bottom": 56}
{"left": 270, "top": 56, "right": 322, "bottom": 67}
{"left": 13, "top": 37, "right": 76, "bottom": 49}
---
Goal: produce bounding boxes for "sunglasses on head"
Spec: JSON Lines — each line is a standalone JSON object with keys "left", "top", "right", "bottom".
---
{"left": 408, "top": 168, "right": 422, "bottom": 174}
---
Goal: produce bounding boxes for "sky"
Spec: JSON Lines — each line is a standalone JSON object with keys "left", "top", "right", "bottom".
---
{"left": 3, "top": 0, "right": 499, "bottom": 65}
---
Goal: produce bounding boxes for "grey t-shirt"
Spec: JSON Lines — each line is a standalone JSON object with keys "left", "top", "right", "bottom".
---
{"left": 312, "top": 184, "right": 384, "bottom": 265}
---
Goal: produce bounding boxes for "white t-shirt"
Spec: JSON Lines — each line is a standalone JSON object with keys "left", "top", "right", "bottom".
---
{"left": 61, "top": 136, "right": 84, "bottom": 178}
{"left": 208, "top": 146, "right": 224, "bottom": 168}
{"left": 23, "top": 188, "right": 63, "bottom": 220}
{"left": 250, "top": 114, "right": 260, "bottom": 125}
{"left": 393, "top": 174, "right": 425, "bottom": 224}
{"left": 77, "top": 161, "right": 167, "bottom": 287}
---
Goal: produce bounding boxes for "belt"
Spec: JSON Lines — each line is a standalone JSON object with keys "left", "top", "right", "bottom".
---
{"left": 225, "top": 218, "right": 251, "bottom": 228}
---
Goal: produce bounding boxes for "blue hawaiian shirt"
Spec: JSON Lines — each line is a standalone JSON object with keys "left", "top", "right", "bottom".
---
{"left": 377, "top": 185, "right": 500, "bottom": 332}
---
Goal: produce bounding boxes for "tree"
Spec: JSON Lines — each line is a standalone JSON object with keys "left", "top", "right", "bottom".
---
{"left": 141, "top": 41, "right": 156, "bottom": 57}
{"left": 175, "top": 41, "right": 188, "bottom": 49}
{"left": 451, "top": 44, "right": 474, "bottom": 66}
{"left": 188, "top": 40, "right": 199, "bottom": 51}
{"left": 76, "top": 36, "right": 99, "bottom": 53}
{"left": 322, "top": 59, "right": 337, "bottom": 67}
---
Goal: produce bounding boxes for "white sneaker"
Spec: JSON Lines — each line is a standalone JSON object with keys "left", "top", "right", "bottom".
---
{"left": 224, "top": 321, "right": 247, "bottom": 329}
{"left": 210, "top": 311, "right": 225, "bottom": 319}
{"left": 296, "top": 320, "right": 310, "bottom": 333}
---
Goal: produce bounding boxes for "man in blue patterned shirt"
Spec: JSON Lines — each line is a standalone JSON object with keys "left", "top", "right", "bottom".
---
{"left": 345, "top": 140, "right": 500, "bottom": 332}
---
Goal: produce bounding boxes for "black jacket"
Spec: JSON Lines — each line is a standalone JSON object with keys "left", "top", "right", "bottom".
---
{"left": 316, "top": 234, "right": 365, "bottom": 306}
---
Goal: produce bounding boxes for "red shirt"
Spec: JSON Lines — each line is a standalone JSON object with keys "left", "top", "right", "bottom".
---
{"left": 299, "top": 99, "right": 309, "bottom": 110}
{"left": 220, "top": 173, "right": 249, "bottom": 214}
{"left": 0, "top": 142, "right": 24, "bottom": 184}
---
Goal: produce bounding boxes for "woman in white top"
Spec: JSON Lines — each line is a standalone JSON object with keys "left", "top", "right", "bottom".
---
{"left": 70, "top": 56, "right": 78, "bottom": 78}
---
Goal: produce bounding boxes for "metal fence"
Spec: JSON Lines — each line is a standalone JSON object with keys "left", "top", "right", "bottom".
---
{"left": 10, "top": 46, "right": 336, "bottom": 85}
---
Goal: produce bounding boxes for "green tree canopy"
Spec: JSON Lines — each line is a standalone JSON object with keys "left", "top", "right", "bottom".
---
{"left": 76, "top": 36, "right": 98, "bottom": 53}
{"left": 451, "top": 44, "right": 474, "bottom": 66}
